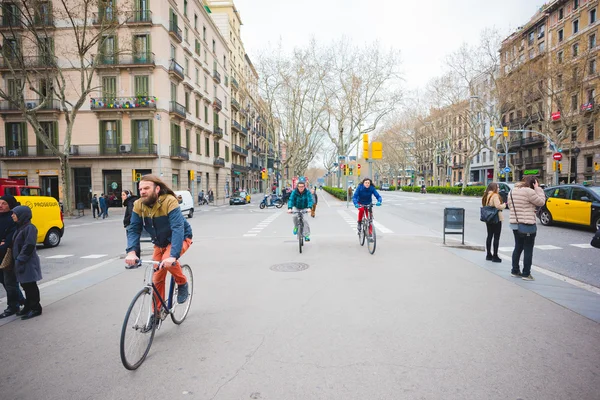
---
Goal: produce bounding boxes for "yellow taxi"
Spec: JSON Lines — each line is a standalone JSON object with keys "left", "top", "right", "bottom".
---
{"left": 15, "top": 195, "right": 64, "bottom": 247}
{"left": 538, "top": 184, "right": 600, "bottom": 231}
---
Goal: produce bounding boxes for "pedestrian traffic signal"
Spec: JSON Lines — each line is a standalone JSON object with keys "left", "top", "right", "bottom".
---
{"left": 357, "top": 163, "right": 361, "bottom": 176}
{"left": 503, "top": 126, "right": 509, "bottom": 137}
{"left": 490, "top": 126, "right": 495, "bottom": 137}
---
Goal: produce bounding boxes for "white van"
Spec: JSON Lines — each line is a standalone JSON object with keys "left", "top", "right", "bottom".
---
{"left": 174, "top": 190, "right": 194, "bottom": 218}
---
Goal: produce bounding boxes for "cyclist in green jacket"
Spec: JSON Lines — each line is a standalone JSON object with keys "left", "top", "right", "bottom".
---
{"left": 287, "top": 180, "right": 314, "bottom": 241}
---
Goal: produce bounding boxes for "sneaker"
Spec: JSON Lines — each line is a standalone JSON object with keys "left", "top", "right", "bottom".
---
{"left": 177, "top": 283, "right": 189, "bottom": 304}
{"left": 492, "top": 257, "right": 502, "bottom": 263}
{"left": 486, "top": 255, "right": 493, "bottom": 261}
{"left": 15, "top": 308, "right": 30, "bottom": 317}
{"left": 0, "top": 308, "right": 18, "bottom": 319}
{"left": 510, "top": 271, "right": 521, "bottom": 278}
{"left": 305, "top": 235, "right": 310, "bottom": 242}
{"left": 293, "top": 226, "right": 298, "bottom": 235}
{"left": 522, "top": 274, "right": 535, "bottom": 281}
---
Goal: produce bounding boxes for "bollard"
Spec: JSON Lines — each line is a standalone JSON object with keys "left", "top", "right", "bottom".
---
{"left": 443, "top": 207, "right": 465, "bottom": 245}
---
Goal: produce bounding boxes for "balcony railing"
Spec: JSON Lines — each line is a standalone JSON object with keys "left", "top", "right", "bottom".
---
{"left": 532, "top": 156, "right": 545, "bottom": 164}
{"left": 170, "top": 146, "right": 189, "bottom": 160}
{"left": 213, "top": 97, "right": 222, "bottom": 110}
{"left": 213, "top": 69, "right": 221, "bottom": 84}
{"left": 231, "top": 163, "right": 248, "bottom": 171}
{"left": 0, "top": 16, "right": 22, "bottom": 28}
{"left": 34, "top": 13, "right": 54, "bottom": 27}
{"left": 524, "top": 157, "right": 533, "bottom": 164}
{"left": 232, "top": 120, "right": 242, "bottom": 131}
{"left": 231, "top": 98, "right": 240, "bottom": 110}
{"left": 231, "top": 77, "right": 239, "bottom": 90}
{"left": 0, "top": 144, "right": 158, "bottom": 158}
{"left": 213, "top": 127, "right": 224, "bottom": 139}
{"left": 523, "top": 136, "right": 544, "bottom": 144}
{"left": 513, "top": 158, "right": 523, "bottom": 165}
{"left": 169, "top": 59, "right": 184, "bottom": 80}
{"left": 126, "top": 10, "right": 153, "bottom": 24}
{"left": 233, "top": 144, "right": 248, "bottom": 156}
{"left": 169, "top": 101, "right": 186, "bottom": 118}
{"left": 114, "top": 52, "right": 155, "bottom": 66}
{"left": 0, "top": 98, "right": 60, "bottom": 111}
{"left": 0, "top": 55, "right": 56, "bottom": 69}
{"left": 213, "top": 157, "right": 225, "bottom": 167}
{"left": 169, "top": 21, "right": 182, "bottom": 42}
{"left": 91, "top": 96, "right": 157, "bottom": 110}
{"left": 92, "top": 11, "right": 118, "bottom": 25}
{"left": 241, "top": 127, "right": 248, "bottom": 135}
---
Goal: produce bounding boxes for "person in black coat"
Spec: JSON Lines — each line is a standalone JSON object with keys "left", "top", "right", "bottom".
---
{"left": 122, "top": 190, "right": 141, "bottom": 269}
{"left": 12, "top": 206, "right": 43, "bottom": 320}
{"left": 0, "top": 195, "right": 25, "bottom": 318}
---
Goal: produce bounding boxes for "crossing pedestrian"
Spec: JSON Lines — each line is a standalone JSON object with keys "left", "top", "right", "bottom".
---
{"left": 91, "top": 194, "right": 100, "bottom": 219}
{"left": 0, "top": 195, "right": 25, "bottom": 319}
{"left": 11, "top": 206, "right": 43, "bottom": 320}
{"left": 99, "top": 193, "right": 108, "bottom": 219}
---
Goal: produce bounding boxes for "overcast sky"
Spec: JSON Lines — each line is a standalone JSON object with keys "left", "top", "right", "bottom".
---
{"left": 234, "top": 0, "right": 543, "bottom": 90}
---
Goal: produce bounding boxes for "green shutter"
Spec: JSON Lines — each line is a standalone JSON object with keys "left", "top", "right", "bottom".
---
{"left": 149, "top": 119, "right": 154, "bottom": 152}
{"left": 99, "top": 120, "right": 105, "bottom": 151}
{"left": 4, "top": 123, "right": 9, "bottom": 148}
{"left": 131, "top": 119, "right": 136, "bottom": 151}
{"left": 116, "top": 120, "right": 122, "bottom": 145}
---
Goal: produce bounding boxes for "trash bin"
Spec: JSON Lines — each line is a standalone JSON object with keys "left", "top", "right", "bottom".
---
{"left": 76, "top": 202, "right": 85, "bottom": 217}
{"left": 443, "top": 207, "right": 465, "bottom": 244}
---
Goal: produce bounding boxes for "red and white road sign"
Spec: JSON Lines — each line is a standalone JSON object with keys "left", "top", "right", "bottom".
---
{"left": 553, "top": 152, "right": 562, "bottom": 161}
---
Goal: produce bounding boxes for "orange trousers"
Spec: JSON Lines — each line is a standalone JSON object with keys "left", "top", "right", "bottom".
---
{"left": 152, "top": 238, "right": 192, "bottom": 311}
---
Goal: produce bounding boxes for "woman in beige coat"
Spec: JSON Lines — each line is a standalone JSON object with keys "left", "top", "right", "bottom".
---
{"left": 508, "top": 176, "right": 546, "bottom": 280}
{"left": 482, "top": 182, "right": 506, "bottom": 262}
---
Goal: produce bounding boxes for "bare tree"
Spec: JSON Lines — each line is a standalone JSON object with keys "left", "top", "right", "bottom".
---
{"left": 0, "top": 0, "right": 132, "bottom": 213}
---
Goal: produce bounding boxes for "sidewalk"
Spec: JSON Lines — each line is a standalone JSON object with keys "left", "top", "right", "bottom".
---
{"left": 0, "top": 213, "right": 598, "bottom": 399}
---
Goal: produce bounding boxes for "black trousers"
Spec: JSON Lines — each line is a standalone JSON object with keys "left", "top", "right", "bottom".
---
{"left": 485, "top": 221, "right": 502, "bottom": 257}
{"left": 512, "top": 230, "right": 537, "bottom": 276}
{"left": 21, "top": 281, "right": 42, "bottom": 312}
{"left": 92, "top": 204, "right": 100, "bottom": 218}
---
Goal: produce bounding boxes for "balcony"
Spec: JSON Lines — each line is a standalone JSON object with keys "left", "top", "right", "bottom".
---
{"left": 231, "top": 77, "right": 239, "bottom": 91}
{"left": 96, "top": 51, "right": 155, "bottom": 68}
{"left": 0, "top": 55, "right": 56, "bottom": 70}
{"left": 232, "top": 120, "right": 242, "bottom": 132}
{"left": 242, "top": 127, "right": 249, "bottom": 135}
{"left": 452, "top": 163, "right": 464, "bottom": 169}
{"left": 231, "top": 163, "right": 248, "bottom": 171}
{"left": 513, "top": 158, "right": 523, "bottom": 165}
{"left": 532, "top": 156, "right": 545, "bottom": 164}
{"left": 213, "top": 69, "right": 221, "bottom": 84}
{"left": 231, "top": 98, "right": 240, "bottom": 110}
{"left": 0, "top": 16, "right": 22, "bottom": 29}
{"left": 0, "top": 99, "right": 60, "bottom": 112}
{"left": 33, "top": 13, "right": 55, "bottom": 28}
{"left": 232, "top": 144, "right": 248, "bottom": 156}
{"left": 0, "top": 144, "right": 158, "bottom": 158}
{"left": 126, "top": 10, "right": 153, "bottom": 25}
{"left": 169, "top": 101, "right": 186, "bottom": 118}
{"left": 90, "top": 96, "right": 157, "bottom": 111}
{"left": 522, "top": 136, "right": 544, "bottom": 145}
{"left": 213, "top": 127, "right": 224, "bottom": 140}
{"left": 169, "top": 21, "right": 182, "bottom": 43}
{"left": 213, "top": 157, "right": 225, "bottom": 167}
{"left": 524, "top": 157, "right": 533, "bottom": 164}
{"left": 213, "top": 97, "right": 222, "bottom": 111}
{"left": 169, "top": 59, "right": 184, "bottom": 81}
{"left": 170, "top": 146, "right": 189, "bottom": 160}
{"left": 92, "top": 11, "right": 119, "bottom": 25}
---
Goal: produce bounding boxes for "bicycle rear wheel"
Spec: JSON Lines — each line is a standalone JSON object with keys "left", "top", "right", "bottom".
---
{"left": 171, "top": 264, "right": 194, "bottom": 325}
{"left": 367, "top": 223, "right": 377, "bottom": 255}
{"left": 359, "top": 220, "right": 366, "bottom": 246}
{"left": 120, "top": 287, "right": 157, "bottom": 370}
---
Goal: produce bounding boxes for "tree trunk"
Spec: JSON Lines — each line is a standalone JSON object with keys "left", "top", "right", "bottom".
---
{"left": 59, "top": 154, "right": 73, "bottom": 216}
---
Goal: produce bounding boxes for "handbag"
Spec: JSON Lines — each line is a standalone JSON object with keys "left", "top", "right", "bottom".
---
{"left": 510, "top": 192, "right": 537, "bottom": 235}
{"left": 480, "top": 206, "right": 499, "bottom": 224}
{"left": 0, "top": 248, "right": 13, "bottom": 269}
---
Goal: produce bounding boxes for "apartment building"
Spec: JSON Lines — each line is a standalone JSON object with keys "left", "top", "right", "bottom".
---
{"left": 0, "top": 0, "right": 231, "bottom": 206}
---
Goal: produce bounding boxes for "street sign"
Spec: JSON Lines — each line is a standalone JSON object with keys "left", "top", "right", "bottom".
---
{"left": 504, "top": 167, "right": 511, "bottom": 173}
{"left": 553, "top": 152, "right": 563, "bottom": 161}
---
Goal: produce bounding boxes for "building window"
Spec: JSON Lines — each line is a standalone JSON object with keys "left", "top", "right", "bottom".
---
{"left": 559, "top": 8, "right": 564, "bottom": 20}
{"left": 184, "top": 0, "right": 188, "bottom": 16}
{"left": 204, "top": 49, "right": 207, "bottom": 63}
{"left": 588, "top": 124, "right": 595, "bottom": 141}
{"left": 212, "top": 39, "right": 216, "bottom": 53}
{"left": 588, "top": 88, "right": 596, "bottom": 103}
{"left": 225, "top": 146, "right": 229, "bottom": 162}
{"left": 195, "top": 99, "right": 199, "bottom": 118}
{"left": 133, "top": 120, "right": 151, "bottom": 151}
{"left": 214, "top": 141, "right": 219, "bottom": 157}
{"left": 573, "top": 66, "right": 579, "bottom": 82}
{"left": 529, "top": 48, "right": 535, "bottom": 59}
{"left": 203, "top": 25, "right": 206, "bottom": 41}
{"left": 205, "top": 137, "right": 210, "bottom": 156}
{"left": 102, "top": 76, "right": 117, "bottom": 100}
{"left": 170, "top": 123, "right": 181, "bottom": 151}
{"left": 571, "top": 94, "right": 578, "bottom": 111}
{"left": 5, "top": 122, "right": 27, "bottom": 152}
{"left": 590, "top": 33, "right": 597, "bottom": 49}
{"left": 194, "top": 14, "right": 197, "bottom": 30}
{"left": 36, "top": 121, "right": 58, "bottom": 154}
{"left": 573, "top": 43, "right": 579, "bottom": 57}
{"left": 184, "top": 27, "right": 188, "bottom": 43}
{"left": 590, "top": 59, "right": 597, "bottom": 74}
{"left": 571, "top": 126, "right": 578, "bottom": 141}
{"left": 528, "top": 31, "right": 535, "bottom": 45}
{"left": 538, "top": 24, "right": 545, "bottom": 39}
{"left": 558, "top": 29, "right": 564, "bottom": 42}
{"left": 134, "top": 75, "right": 149, "bottom": 96}
{"left": 591, "top": 8, "right": 597, "bottom": 24}
{"left": 538, "top": 41, "right": 545, "bottom": 53}
{"left": 586, "top": 156, "right": 593, "bottom": 171}
{"left": 204, "top": 76, "right": 208, "bottom": 92}
{"left": 100, "top": 120, "right": 121, "bottom": 153}
{"left": 186, "top": 128, "right": 191, "bottom": 150}
{"left": 204, "top": 105, "right": 208, "bottom": 121}
{"left": 195, "top": 39, "right": 200, "bottom": 55}
{"left": 184, "top": 57, "right": 189, "bottom": 77}
{"left": 557, "top": 74, "right": 563, "bottom": 89}
{"left": 573, "top": 0, "right": 579, "bottom": 10}
{"left": 196, "top": 132, "right": 201, "bottom": 154}
{"left": 195, "top": 67, "right": 199, "bottom": 84}
{"left": 573, "top": 19, "right": 579, "bottom": 34}
{"left": 558, "top": 51, "right": 564, "bottom": 63}
{"left": 184, "top": 91, "right": 190, "bottom": 110}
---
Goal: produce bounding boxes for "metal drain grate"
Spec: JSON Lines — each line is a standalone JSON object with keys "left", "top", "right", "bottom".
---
{"left": 270, "top": 262, "right": 310, "bottom": 272}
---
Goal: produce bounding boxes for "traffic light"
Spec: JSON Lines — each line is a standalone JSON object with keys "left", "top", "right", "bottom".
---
{"left": 553, "top": 161, "right": 556, "bottom": 171}
{"left": 340, "top": 164, "right": 345, "bottom": 174}
{"left": 490, "top": 126, "right": 495, "bottom": 137}
{"left": 362, "top": 134, "right": 369, "bottom": 159}
{"left": 372, "top": 142, "right": 383, "bottom": 159}
{"left": 345, "top": 165, "right": 349, "bottom": 175}
{"left": 357, "top": 163, "right": 361, "bottom": 176}
{"left": 503, "top": 126, "right": 509, "bottom": 137}
{"left": 132, "top": 169, "right": 137, "bottom": 182}
{"left": 189, "top": 170, "right": 195, "bottom": 180}
{"left": 558, "top": 162, "right": 562, "bottom": 172}
{"left": 261, "top": 168, "right": 267, "bottom": 180}
{"left": 349, "top": 167, "right": 353, "bottom": 176}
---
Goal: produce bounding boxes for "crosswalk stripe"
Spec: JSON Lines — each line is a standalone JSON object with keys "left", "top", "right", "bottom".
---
{"left": 373, "top": 221, "right": 394, "bottom": 234}
{"left": 46, "top": 255, "right": 74, "bottom": 259}
{"left": 570, "top": 244, "right": 594, "bottom": 249}
{"left": 535, "top": 245, "right": 562, "bottom": 250}
{"left": 80, "top": 254, "right": 108, "bottom": 259}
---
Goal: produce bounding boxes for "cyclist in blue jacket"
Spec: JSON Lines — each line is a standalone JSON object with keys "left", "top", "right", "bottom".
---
{"left": 352, "top": 178, "right": 382, "bottom": 233}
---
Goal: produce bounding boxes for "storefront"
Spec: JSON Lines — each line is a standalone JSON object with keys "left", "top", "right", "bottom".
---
{"left": 38, "top": 169, "right": 59, "bottom": 201}
{"left": 102, "top": 170, "right": 122, "bottom": 207}
{"left": 7, "top": 169, "right": 28, "bottom": 184}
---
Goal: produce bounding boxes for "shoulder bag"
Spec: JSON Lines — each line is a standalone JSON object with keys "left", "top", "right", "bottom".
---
{"left": 510, "top": 191, "right": 537, "bottom": 235}
{"left": 0, "top": 248, "right": 13, "bottom": 269}
{"left": 480, "top": 194, "right": 500, "bottom": 224}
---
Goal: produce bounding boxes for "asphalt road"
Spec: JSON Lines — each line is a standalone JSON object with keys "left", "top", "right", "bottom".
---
{"left": 0, "top": 195, "right": 598, "bottom": 400}
{"left": 377, "top": 190, "right": 600, "bottom": 288}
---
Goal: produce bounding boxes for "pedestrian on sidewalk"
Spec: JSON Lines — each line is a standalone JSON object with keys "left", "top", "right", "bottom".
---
{"left": 0, "top": 195, "right": 25, "bottom": 319}
{"left": 99, "top": 193, "right": 108, "bottom": 219}
{"left": 91, "top": 194, "right": 100, "bottom": 219}
{"left": 208, "top": 188, "right": 214, "bottom": 203}
{"left": 482, "top": 182, "right": 506, "bottom": 263}
{"left": 508, "top": 176, "right": 546, "bottom": 281}
{"left": 311, "top": 187, "right": 318, "bottom": 218}
{"left": 11, "top": 206, "right": 43, "bottom": 320}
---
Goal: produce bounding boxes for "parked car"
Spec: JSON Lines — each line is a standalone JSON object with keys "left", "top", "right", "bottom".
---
{"left": 538, "top": 184, "right": 600, "bottom": 231}
{"left": 381, "top": 183, "right": 390, "bottom": 191}
{"left": 174, "top": 190, "right": 194, "bottom": 218}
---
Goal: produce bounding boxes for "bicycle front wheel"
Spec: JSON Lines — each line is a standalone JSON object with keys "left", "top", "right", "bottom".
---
{"left": 367, "top": 223, "right": 377, "bottom": 255}
{"left": 171, "top": 264, "right": 194, "bottom": 325}
{"left": 359, "top": 221, "right": 366, "bottom": 246}
{"left": 298, "top": 223, "right": 303, "bottom": 253}
{"left": 120, "top": 287, "right": 157, "bottom": 370}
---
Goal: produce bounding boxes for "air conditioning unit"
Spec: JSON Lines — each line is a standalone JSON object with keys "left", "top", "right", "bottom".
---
{"left": 8, "top": 149, "right": 20, "bottom": 156}
{"left": 69, "top": 145, "right": 79, "bottom": 155}
{"left": 26, "top": 102, "right": 37, "bottom": 109}
{"left": 119, "top": 144, "right": 131, "bottom": 153}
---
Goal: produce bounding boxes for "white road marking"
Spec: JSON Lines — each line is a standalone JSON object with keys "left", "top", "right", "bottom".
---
{"left": 46, "top": 255, "right": 74, "bottom": 259}
{"left": 243, "top": 234, "right": 257, "bottom": 237}
{"left": 498, "top": 247, "right": 514, "bottom": 252}
{"left": 80, "top": 254, "right": 108, "bottom": 259}
{"left": 373, "top": 221, "right": 394, "bottom": 234}
{"left": 570, "top": 243, "right": 594, "bottom": 249}
{"left": 535, "top": 245, "right": 562, "bottom": 250}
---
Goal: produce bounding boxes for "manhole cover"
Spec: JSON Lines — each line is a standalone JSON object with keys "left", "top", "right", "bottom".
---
{"left": 270, "top": 262, "right": 309, "bottom": 272}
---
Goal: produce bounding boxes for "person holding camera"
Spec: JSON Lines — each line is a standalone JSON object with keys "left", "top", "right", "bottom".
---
{"left": 508, "top": 176, "right": 546, "bottom": 281}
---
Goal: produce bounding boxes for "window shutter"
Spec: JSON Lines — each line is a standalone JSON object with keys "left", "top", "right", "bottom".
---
{"left": 99, "top": 120, "right": 105, "bottom": 149}
{"left": 131, "top": 119, "right": 136, "bottom": 151}
{"left": 53, "top": 121, "right": 59, "bottom": 146}
{"left": 149, "top": 118, "right": 154, "bottom": 150}
{"left": 116, "top": 120, "right": 122, "bottom": 144}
